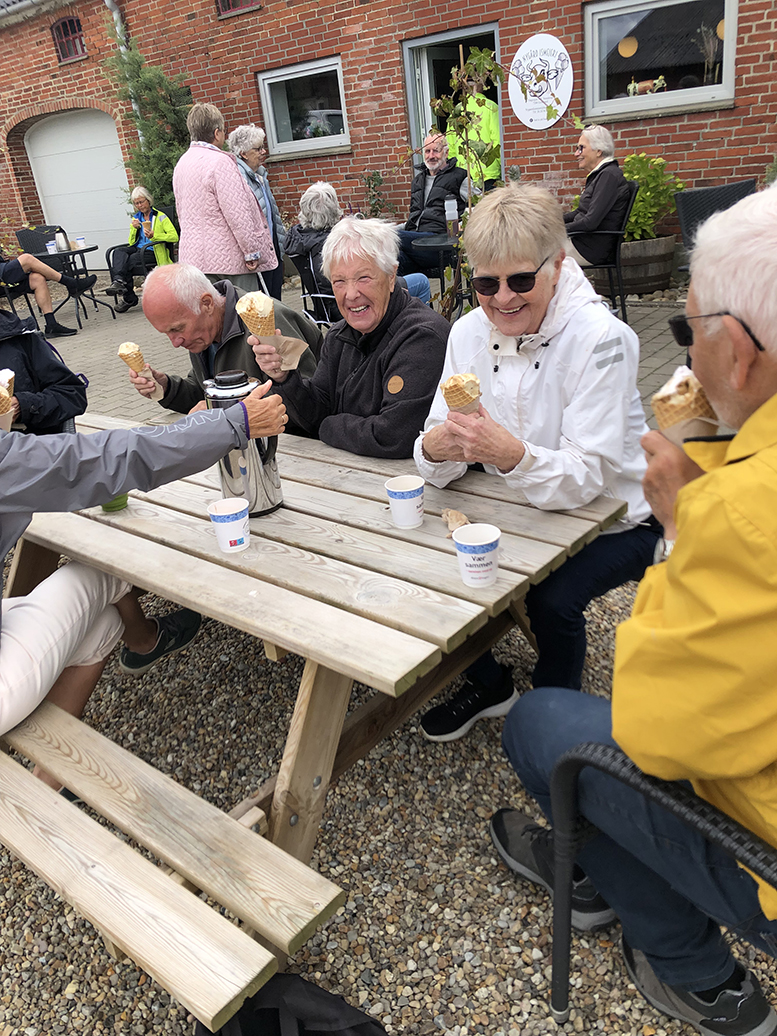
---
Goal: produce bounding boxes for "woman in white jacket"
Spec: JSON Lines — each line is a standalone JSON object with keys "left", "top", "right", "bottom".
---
{"left": 414, "top": 184, "right": 660, "bottom": 742}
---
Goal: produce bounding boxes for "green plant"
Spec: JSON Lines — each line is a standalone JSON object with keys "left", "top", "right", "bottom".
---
{"left": 361, "top": 171, "right": 396, "bottom": 218}
{"left": 104, "top": 20, "right": 191, "bottom": 209}
{"left": 765, "top": 156, "right": 777, "bottom": 187}
{"left": 622, "top": 153, "right": 685, "bottom": 241}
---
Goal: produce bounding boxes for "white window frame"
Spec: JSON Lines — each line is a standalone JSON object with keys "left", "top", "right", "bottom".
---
{"left": 257, "top": 57, "right": 350, "bottom": 157}
{"left": 584, "top": 0, "right": 738, "bottom": 118}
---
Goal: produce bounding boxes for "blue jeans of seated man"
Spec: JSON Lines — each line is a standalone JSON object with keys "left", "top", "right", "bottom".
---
{"left": 469, "top": 522, "right": 659, "bottom": 693}
{"left": 403, "top": 273, "right": 431, "bottom": 305}
{"left": 502, "top": 688, "right": 777, "bottom": 991}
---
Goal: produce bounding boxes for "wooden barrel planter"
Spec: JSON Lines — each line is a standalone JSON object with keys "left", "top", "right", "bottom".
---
{"left": 594, "top": 234, "right": 676, "bottom": 296}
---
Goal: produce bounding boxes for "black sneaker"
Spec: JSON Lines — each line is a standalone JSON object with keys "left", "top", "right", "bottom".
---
{"left": 105, "top": 280, "right": 126, "bottom": 296}
{"left": 119, "top": 609, "right": 202, "bottom": 675}
{"left": 71, "top": 274, "right": 97, "bottom": 295}
{"left": 115, "top": 297, "right": 139, "bottom": 313}
{"left": 46, "top": 320, "right": 77, "bottom": 337}
{"left": 622, "top": 937, "right": 777, "bottom": 1036}
{"left": 489, "top": 807, "right": 617, "bottom": 931}
{"left": 420, "top": 663, "right": 518, "bottom": 741}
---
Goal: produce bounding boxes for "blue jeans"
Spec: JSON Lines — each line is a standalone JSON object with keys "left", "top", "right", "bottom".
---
{"left": 502, "top": 688, "right": 777, "bottom": 990}
{"left": 403, "top": 272, "right": 431, "bottom": 305}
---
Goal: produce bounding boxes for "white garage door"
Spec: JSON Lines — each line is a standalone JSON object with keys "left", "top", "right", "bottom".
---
{"left": 25, "top": 109, "right": 131, "bottom": 269}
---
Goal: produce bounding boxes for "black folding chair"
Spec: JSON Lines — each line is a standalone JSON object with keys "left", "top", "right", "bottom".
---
{"left": 567, "top": 181, "right": 639, "bottom": 324}
{"left": 674, "top": 179, "right": 757, "bottom": 270}
{"left": 288, "top": 252, "right": 340, "bottom": 329}
{"left": 548, "top": 741, "right": 777, "bottom": 1023}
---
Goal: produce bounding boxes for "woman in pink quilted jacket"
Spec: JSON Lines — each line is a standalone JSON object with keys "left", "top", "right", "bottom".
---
{"left": 173, "top": 102, "right": 277, "bottom": 292}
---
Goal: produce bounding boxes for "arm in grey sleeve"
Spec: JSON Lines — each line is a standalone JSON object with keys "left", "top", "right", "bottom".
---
{"left": 0, "top": 405, "right": 247, "bottom": 515}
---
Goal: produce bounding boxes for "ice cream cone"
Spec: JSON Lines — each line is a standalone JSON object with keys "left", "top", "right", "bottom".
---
{"left": 0, "top": 386, "right": 13, "bottom": 415}
{"left": 651, "top": 366, "right": 717, "bottom": 438}
{"left": 235, "top": 291, "right": 276, "bottom": 337}
{"left": 0, "top": 369, "right": 15, "bottom": 397}
{"left": 117, "top": 341, "right": 146, "bottom": 374}
{"left": 441, "top": 372, "right": 481, "bottom": 415}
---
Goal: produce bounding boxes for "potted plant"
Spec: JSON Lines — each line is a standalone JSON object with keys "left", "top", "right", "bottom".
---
{"left": 595, "top": 152, "right": 684, "bottom": 295}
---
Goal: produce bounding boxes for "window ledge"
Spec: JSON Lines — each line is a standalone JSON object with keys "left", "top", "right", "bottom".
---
{"left": 56, "top": 53, "right": 88, "bottom": 66}
{"left": 587, "top": 98, "right": 735, "bottom": 123}
{"left": 216, "top": 4, "right": 263, "bottom": 20}
{"left": 266, "top": 144, "right": 353, "bottom": 162}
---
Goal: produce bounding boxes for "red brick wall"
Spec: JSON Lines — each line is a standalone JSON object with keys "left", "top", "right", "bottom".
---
{"left": 0, "top": 0, "right": 774, "bottom": 241}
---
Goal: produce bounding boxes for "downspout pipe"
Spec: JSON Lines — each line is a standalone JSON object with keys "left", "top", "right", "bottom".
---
{"left": 103, "top": 0, "right": 143, "bottom": 141}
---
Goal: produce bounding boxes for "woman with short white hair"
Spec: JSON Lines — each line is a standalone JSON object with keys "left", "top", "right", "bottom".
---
{"left": 105, "top": 185, "right": 179, "bottom": 313}
{"left": 227, "top": 124, "right": 285, "bottom": 299}
{"left": 564, "top": 123, "right": 631, "bottom": 267}
{"left": 253, "top": 217, "right": 448, "bottom": 458}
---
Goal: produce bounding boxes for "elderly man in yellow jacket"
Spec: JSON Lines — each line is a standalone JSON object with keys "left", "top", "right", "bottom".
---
{"left": 490, "top": 185, "right": 777, "bottom": 1036}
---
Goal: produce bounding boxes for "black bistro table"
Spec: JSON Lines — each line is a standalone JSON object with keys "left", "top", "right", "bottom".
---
{"left": 411, "top": 233, "right": 472, "bottom": 319}
{"left": 33, "top": 244, "right": 115, "bottom": 327}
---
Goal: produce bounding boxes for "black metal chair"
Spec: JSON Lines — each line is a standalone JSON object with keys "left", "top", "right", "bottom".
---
{"left": 567, "top": 181, "right": 640, "bottom": 324}
{"left": 674, "top": 179, "right": 757, "bottom": 270}
{"left": 105, "top": 204, "right": 178, "bottom": 285}
{"left": 1, "top": 279, "right": 39, "bottom": 330}
{"left": 288, "top": 252, "right": 339, "bottom": 328}
{"left": 548, "top": 741, "right": 777, "bottom": 1023}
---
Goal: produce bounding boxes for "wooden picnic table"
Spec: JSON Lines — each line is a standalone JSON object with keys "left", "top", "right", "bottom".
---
{"left": 7, "top": 415, "right": 627, "bottom": 866}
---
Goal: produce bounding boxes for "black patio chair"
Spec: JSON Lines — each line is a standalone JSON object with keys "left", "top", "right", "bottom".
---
{"left": 1, "top": 278, "right": 39, "bottom": 330}
{"left": 548, "top": 741, "right": 777, "bottom": 1023}
{"left": 567, "top": 181, "right": 639, "bottom": 324}
{"left": 105, "top": 203, "right": 178, "bottom": 285}
{"left": 674, "top": 179, "right": 757, "bottom": 270}
{"left": 288, "top": 252, "right": 340, "bottom": 328}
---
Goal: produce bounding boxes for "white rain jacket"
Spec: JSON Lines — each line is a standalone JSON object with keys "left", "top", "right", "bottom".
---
{"left": 414, "top": 258, "right": 651, "bottom": 526}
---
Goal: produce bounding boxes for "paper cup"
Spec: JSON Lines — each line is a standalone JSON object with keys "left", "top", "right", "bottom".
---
{"left": 46, "top": 241, "right": 56, "bottom": 254}
{"left": 207, "top": 497, "right": 250, "bottom": 553}
{"left": 452, "top": 523, "right": 501, "bottom": 587}
{"left": 75, "top": 236, "right": 86, "bottom": 248}
{"left": 384, "top": 475, "right": 425, "bottom": 529}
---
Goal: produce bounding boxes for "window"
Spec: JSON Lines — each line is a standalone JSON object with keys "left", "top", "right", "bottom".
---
{"left": 51, "top": 18, "right": 87, "bottom": 63}
{"left": 584, "top": 0, "right": 737, "bottom": 117}
{"left": 215, "top": 0, "right": 262, "bottom": 18}
{"left": 257, "top": 58, "right": 349, "bottom": 157}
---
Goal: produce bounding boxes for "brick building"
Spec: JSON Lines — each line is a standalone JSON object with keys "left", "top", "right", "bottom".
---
{"left": 0, "top": 0, "right": 774, "bottom": 263}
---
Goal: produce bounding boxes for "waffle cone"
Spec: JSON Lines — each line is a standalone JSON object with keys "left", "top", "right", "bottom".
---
{"left": 0, "top": 388, "right": 12, "bottom": 415}
{"left": 441, "top": 373, "right": 481, "bottom": 414}
{"left": 235, "top": 293, "right": 275, "bottom": 337}
{"left": 117, "top": 342, "right": 146, "bottom": 373}
{"left": 0, "top": 369, "right": 15, "bottom": 396}
{"left": 651, "top": 371, "right": 716, "bottom": 432}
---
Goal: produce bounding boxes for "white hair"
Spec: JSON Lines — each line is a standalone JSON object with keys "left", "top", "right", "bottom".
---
{"left": 321, "top": 218, "right": 399, "bottom": 279}
{"left": 299, "top": 182, "right": 342, "bottom": 230}
{"left": 130, "top": 185, "right": 153, "bottom": 206}
{"left": 690, "top": 187, "right": 777, "bottom": 353}
{"left": 144, "top": 263, "right": 217, "bottom": 312}
{"left": 581, "top": 124, "right": 615, "bottom": 159}
{"left": 227, "top": 124, "right": 266, "bottom": 157}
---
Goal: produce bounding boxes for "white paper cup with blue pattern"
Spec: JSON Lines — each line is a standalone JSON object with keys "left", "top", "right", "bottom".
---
{"left": 452, "top": 523, "right": 501, "bottom": 587}
{"left": 207, "top": 496, "right": 250, "bottom": 553}
{"left": 384, "top": 475, "right": 425, "bottom": 528}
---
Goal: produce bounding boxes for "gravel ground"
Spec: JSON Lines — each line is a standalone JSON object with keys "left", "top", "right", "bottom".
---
{"left": 3, "top": 571, "right": 775, "bottom": 1036}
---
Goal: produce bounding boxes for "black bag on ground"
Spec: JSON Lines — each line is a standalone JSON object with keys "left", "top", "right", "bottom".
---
{"left": 194, "top": 974, "right": 388, "bottom": 1036}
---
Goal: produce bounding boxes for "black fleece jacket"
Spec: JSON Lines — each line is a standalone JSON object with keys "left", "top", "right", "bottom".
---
{"left": 564, "top": 160, "right": 631, "bottom": 265}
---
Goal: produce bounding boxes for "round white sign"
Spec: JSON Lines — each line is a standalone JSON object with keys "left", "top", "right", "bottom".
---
{"left": 508, "top": 34, "right": 573, "bottom": 130}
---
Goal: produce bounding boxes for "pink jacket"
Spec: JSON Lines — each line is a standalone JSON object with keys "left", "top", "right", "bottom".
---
{"left": 173, "top": 143, "right": 277, "bottom": 275}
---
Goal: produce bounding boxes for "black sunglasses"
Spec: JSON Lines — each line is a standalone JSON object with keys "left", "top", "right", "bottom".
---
{"left": 472, "top": 256, "right": 549, "bottom": 297}
{"left": 668, "top": 312, "right": 765, "bottom": 352}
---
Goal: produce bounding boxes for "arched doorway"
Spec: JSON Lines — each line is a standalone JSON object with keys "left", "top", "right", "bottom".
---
{"left": 24, "top": 109, "right": 131, "bottom": 267}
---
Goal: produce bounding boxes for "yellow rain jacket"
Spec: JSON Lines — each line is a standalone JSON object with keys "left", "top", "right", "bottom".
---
{"left": 613, "top": 392, "right": 777, "bottom": 918}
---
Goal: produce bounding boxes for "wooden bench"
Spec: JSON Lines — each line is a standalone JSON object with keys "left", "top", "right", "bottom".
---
{"left": 0, "top": 701, "right": 345, "bottom": 1032}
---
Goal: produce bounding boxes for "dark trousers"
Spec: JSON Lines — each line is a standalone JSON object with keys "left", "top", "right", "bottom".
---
{"left": 110, "top": 245, "right": 147, "bottom": 300}
{"left": 502, "top": 688, "right": 777, "bottom": 989}
{"left": 470, "top": 522, "right": 660, "bottom": 691}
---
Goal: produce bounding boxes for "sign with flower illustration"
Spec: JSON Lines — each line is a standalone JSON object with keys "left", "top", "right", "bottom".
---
{"left": 508, "top": 34, "right": 573, "bottom": 129}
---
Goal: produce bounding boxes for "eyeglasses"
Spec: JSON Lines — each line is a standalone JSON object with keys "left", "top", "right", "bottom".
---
{"left": 574, "top": 144, "right": 584, "bottom": 154}
{"left": 668, "top": 312, "right": 765, "bottom": 352}
{"left": 471, "top": 257, "right": 549, "bottom": 297}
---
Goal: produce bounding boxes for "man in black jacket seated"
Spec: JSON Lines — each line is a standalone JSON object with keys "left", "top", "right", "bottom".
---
{"left": 253, "top": 217, "right": 450, "bottom": 459}
{"left": 0, "top": 309, "right": 86, "bottom": 434}
{"left": 397, "top": 133, "right": 467, "bottom": 276}
{"left": 564, "top": 124, "right": 631, "bottom": 267}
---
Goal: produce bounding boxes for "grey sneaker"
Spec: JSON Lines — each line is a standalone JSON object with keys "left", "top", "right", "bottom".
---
{"left": 622, "top": 937, "right": 777, "bottom": 1036}
{"left": 421, "top": 664, "right": 518, "bottom": 741}
{"left": 119, "top": 609, "right": 202, "bottom": 675}
{"left": 489, "top": 807, "right": 617, "bottom": 931}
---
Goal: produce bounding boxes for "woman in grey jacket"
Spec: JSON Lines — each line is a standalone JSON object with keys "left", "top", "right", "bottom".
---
{"left": 229, "top": 125, "right": 286, "bottom": 300}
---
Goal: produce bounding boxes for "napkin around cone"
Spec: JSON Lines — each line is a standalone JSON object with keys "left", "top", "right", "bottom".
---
{"left": 257, "top": 335, "right": 310, "bottom": 372}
